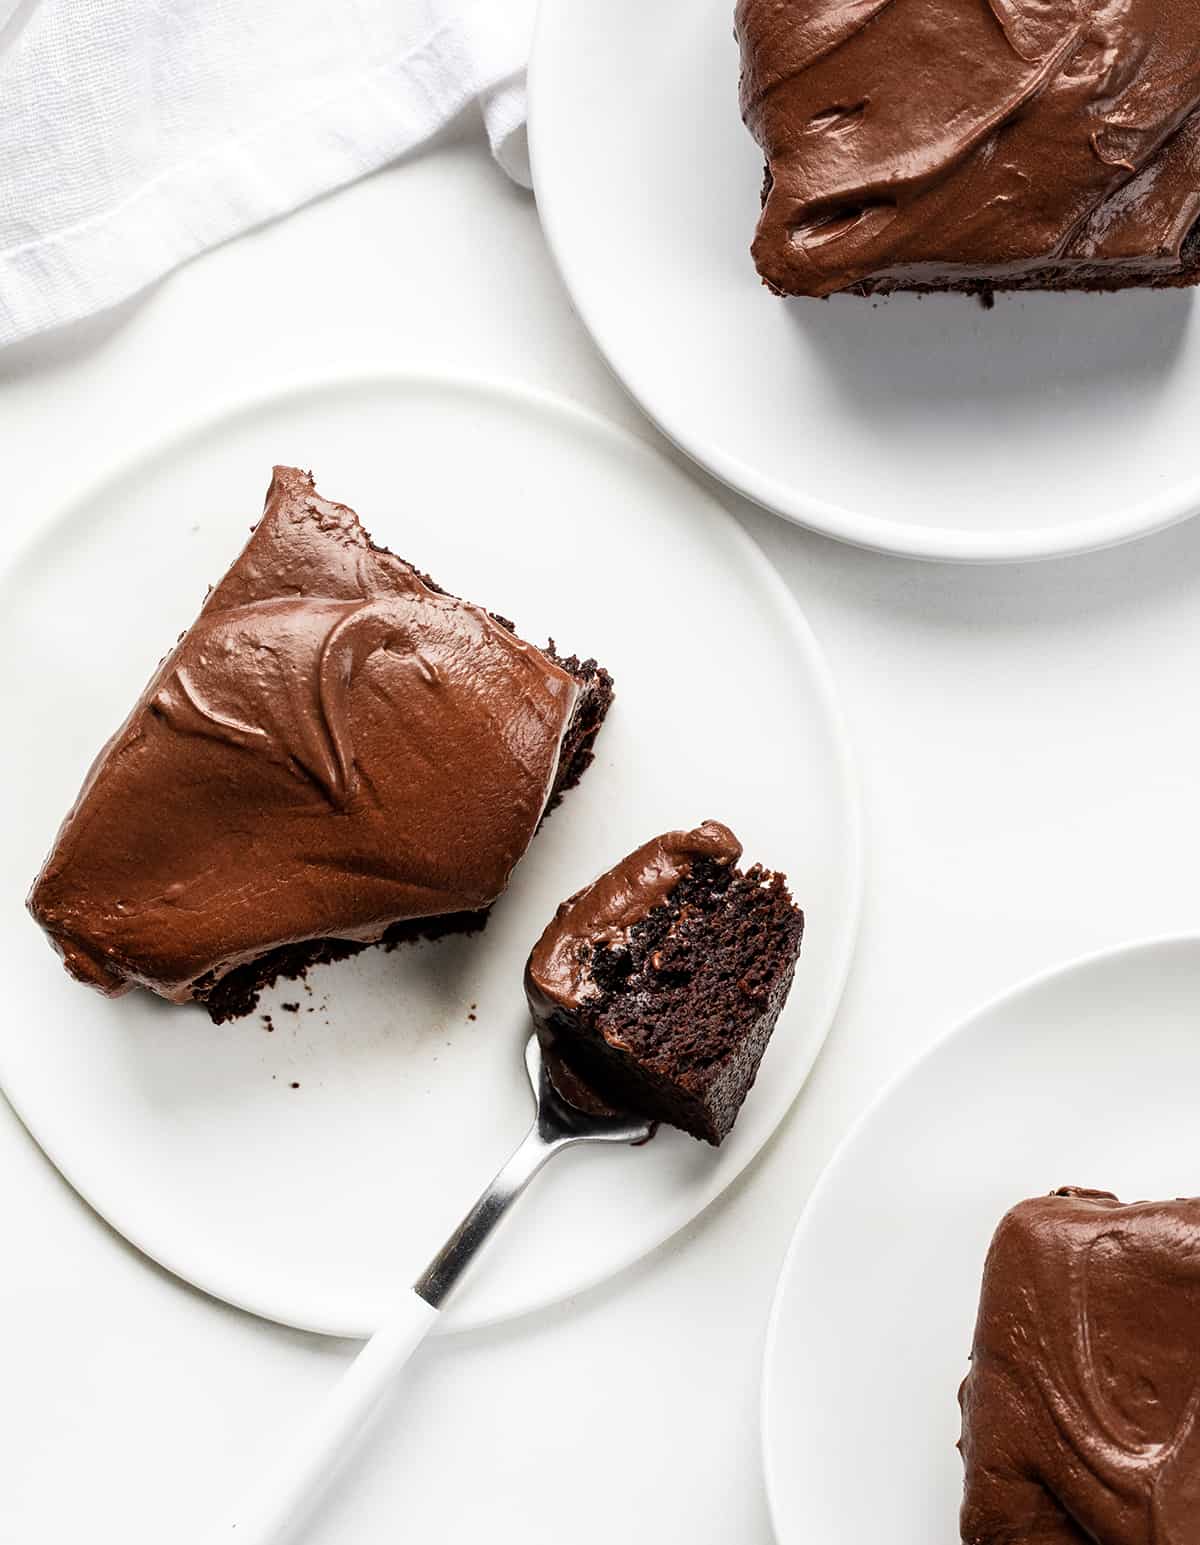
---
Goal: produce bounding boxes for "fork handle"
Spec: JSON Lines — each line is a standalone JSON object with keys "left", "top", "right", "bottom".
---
{"left": 204, "top": 1291, "right": 439, "bottom": 1545}
{"left": 203, "top": 1108, "right": 566, "bottom": 1544}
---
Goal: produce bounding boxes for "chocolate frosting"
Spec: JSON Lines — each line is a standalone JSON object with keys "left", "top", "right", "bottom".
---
{"left": 735, "top": 0, "right": 1200, "bottom": 295}
{"left": 28, "top": 467, "right": 581, "bottom": 1002}
{"left": 524, "top": 821, "right": 742, "bottom": 1019}
{"left": 960, "top": 1187, "right": 1200, "bottom": 1544}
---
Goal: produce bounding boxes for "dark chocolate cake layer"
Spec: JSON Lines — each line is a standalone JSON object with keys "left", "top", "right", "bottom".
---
{"left": 524, "top": 822, "right": 804, "bottom": 1145}
{"left": 960, "top": 1187, "right": 1200, "bottom": 1545}
{"left": 735, "top": 0, "right": 1200, "bottom": 299}
{"left": 29, "top": 467, "right": 612, "bottom": 1017}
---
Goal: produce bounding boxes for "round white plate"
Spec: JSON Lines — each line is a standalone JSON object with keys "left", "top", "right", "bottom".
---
{"left": 761, "top": 935, "right": 1200, "bottom": 1543}
{"left": 530, "top": 0, "right": 1200, "bottom": 563}
{"left": 0, "top": 372, "right": 860, "bottom": 1338}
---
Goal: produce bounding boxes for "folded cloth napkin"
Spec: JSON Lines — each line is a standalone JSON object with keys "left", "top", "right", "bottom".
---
{"left": 0, "top": 0, "right": 535, "bottom": 350}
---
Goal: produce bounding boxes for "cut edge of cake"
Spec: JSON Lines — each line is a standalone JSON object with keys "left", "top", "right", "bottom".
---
{"left": 524, "top": 823, "right": 804, "bottom": 1144}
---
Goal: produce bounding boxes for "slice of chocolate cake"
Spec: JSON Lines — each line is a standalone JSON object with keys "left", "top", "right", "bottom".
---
{"left": 29, "top": 467, "right": 612, "bottom": 1019}
{"left": 523, "top": 822, "right": 803, "bottom": 1145}
{"left": 735, "top": 0, "right": 1200, "bottom": 301}
{"left": 960, "top": 1187, "right": 1200, "bottom": 1545}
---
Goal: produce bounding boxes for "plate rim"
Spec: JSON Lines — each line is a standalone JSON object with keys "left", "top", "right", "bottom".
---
{"left": 758, "top": 929, "right": 1200, "bottom": 1541}
{"left": 0, "top": 365, "right": 865, "bottom": 1338}
{"left": 527, "top": 6, "right": 1200, "bottom": 566}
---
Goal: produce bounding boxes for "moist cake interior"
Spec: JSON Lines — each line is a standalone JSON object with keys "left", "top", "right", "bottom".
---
{"left": 526, "top": 828, "right": 804, "bottom": 1145}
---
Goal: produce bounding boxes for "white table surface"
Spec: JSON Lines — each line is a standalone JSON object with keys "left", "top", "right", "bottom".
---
{"left": 5, "top": 116, "right": 1200, "bottom": 1545}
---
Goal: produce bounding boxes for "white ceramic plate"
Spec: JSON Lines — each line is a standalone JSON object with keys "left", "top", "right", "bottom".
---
{"left": 0, "top": 372, "right": 860, "bottom": 1338}
{"left": 761, "top": 935, "right": 1200, "bottom": 1543}
{"left": 530, "top": 0, "right": 1200, "bottom": 562}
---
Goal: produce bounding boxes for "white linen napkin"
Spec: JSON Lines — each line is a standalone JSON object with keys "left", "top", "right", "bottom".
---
{"left": 0, "top": 0, "right": 536, "bottom": 350}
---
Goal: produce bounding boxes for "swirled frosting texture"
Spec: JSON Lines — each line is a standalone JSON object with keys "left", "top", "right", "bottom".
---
{"left": 960, "top": 1188, "right": 1200, "bottom": 1545}
{"left": 735, "top": 0, "right": 1200, "bottom": 295}
{"left": 28, "top": 467, "right": 581, "bottom": 1002}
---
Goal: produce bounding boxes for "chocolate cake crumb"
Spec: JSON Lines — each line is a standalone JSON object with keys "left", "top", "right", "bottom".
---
{"left": 526, "top": 825, "right": 803, "bottom": 1145}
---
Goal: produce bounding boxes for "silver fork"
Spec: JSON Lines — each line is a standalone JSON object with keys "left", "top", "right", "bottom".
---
{"left": 206, "top": 1034, "right": 651, "bottom": 1544}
